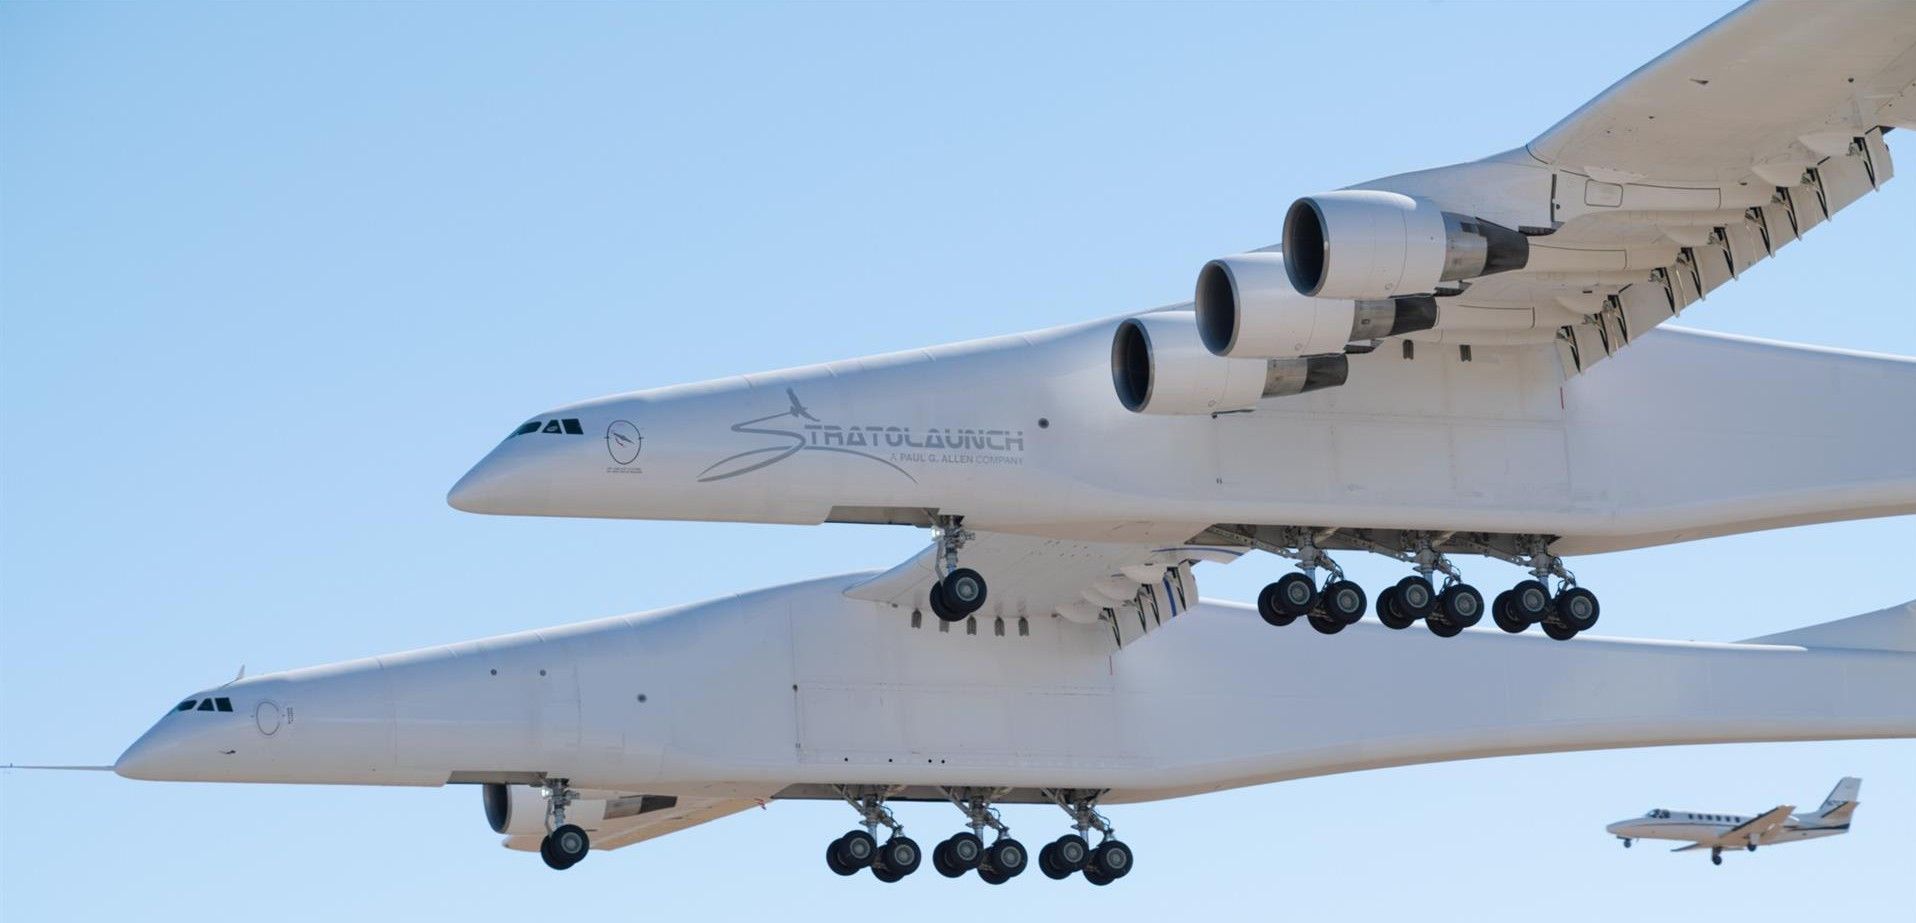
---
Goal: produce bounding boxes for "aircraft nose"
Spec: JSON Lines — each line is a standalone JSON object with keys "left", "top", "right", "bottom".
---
{"left": 114, "top": 720, "right": 198, "bottom": 781}
{"left": 447, "top": 450, "right": 545, "bottom": 515}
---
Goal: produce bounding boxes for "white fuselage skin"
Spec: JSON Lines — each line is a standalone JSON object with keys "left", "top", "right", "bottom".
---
{"left": 447, "top": 320, "right": 1916, "bottom": 555}
{"left": 115, "top": 576, "right": 1916, "bottom": 802}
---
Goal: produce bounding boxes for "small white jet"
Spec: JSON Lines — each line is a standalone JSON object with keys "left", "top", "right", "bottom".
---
{"left": 1606, "top": 778, "right": 1862, "bottom": 866}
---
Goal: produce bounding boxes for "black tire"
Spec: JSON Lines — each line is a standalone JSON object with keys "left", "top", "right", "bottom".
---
{"left": 982, "top": 838, "right": 1027, "bottom": 879}
{"left": 931, "top": 841, "right": 964, "bottom": 878}
{"left": 927, "top": 581, "right": 965, "bottom": 623}
{"left": 1090, "top": 840, "right": 1134, "bottom": 879}
{"left": 1557, "top": 586, "right": 1600, "bottom": 631}
{"left": 1427, "top": 614, "right": 1463, "bottom": 638}
{"left": 872, "top": 864, "right": 905, "bottom": 883}
{"left": 540, "top": 834, "right": 575, "bottom": 871}
{"left": 1272, "top": 572, "right": 1317, "bottom": 617}
{"left": 1510, "top": 579, "right": 1552, "bottom": 623}
{"left": 547, "top": 824, "right": 590, "bottom": 868}
{"left": 1321, "top": 579, "right": 1367, "bottom": 625}
{"left": 876, "top": 836, "right": 921, "bottom": 878}
{"left": 1712, "top": 853, "right": 1723, "bottom": 866}
{"left": 1394, "top": 576, "right": 1435, "bottom": 618}
{"left": 1438, "top": 583, "right": 1483, "bottom": 629}
{"left": 827, "top": 836, "right": 861, "bottom": 876}
{"left": 1376, "top": 586, "right": 1416, "bottom": 630}
{"left": 1083, "top": 866, "right": 1113, "bottom": 886}
{"left": 943, "top": 568, "right": 988, "bottom": 614}
{"left": 1046, "top": 834, "right": 1088, "bottom": 876}
{"left": 942, "top": 832, "right": 983, "bottom": 873}
{"left": 1746, "top": 843, "right": 1757, "bottom": 853}
{"left": 1492, "top": 590, "right": 1527, "bottom": 633}
{"left": 1542, "top": 619, "right": 1579, "bottom": 641}
{"left": 1307, "top": 612, "right": 1345, "bottom": 635}
{"left": 979, "top": 865, "right": 1010, "bottom": 885}
{"left": 834, "top": 829, "right": 876, "bottom": 868}
{"left": 1256, "top": 582, "right": 1297, "bottom": 627}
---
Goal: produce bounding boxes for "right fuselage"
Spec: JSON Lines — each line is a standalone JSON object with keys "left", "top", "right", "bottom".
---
{"left": 448, "top": 319, "right": 1916, "bottom": 555}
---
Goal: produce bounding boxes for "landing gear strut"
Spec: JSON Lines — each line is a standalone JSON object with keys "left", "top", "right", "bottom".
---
{"left": 1042, "top": 789, "right": 1134, "bottom": 885}
{"left": 827, "top": 786, "right": 920, "bottom": 881}
{"left": 538, "top": 778, "right": 591, "bottom": 870}
{"left": 927, "top": 515, "right": 987, "bottom": 622}
{"left": 1711, "top": 847, "right": 1723, "bottom": 866}
{"left": 938, "top": 788, "right": 1027, "bottom": 884}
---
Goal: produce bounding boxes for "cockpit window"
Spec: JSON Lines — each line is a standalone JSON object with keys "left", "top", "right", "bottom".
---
{"left": 510, "top": 418, "right": 583, "bottom": 438}
{"left": 176, "top": 699, "right": 197, "bottom": 711}
{"left": 214, "top": 697, "right": 233, "bottom": 712}
{"left": 197, "top": 699, "right": 215, "bottom": 711}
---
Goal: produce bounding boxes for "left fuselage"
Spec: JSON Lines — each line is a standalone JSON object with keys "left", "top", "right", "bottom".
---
{"left": 116, "top": 575, "right": 1916, "bottom": 804}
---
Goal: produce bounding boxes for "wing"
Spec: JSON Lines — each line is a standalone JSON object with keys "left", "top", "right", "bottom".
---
{"left": 844, "top": 531, "right": 1243, "bottom": 647}
{"left": 1342, "top": 1, "right": 1916, "bottom": 374}
{"left": 1715, "top": 804, "right": 1796, "bottom": 847}
{"left": 503, "top": 795, "right": 762, "bottom": 854}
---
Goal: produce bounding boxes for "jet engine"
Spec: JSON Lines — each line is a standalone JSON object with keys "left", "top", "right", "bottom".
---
{"left": 1195, "top": 252, "right": 1438, "bottom": 358}
{"left": 1281, "top": 190, "right": 1529, "bottom": 299}
{"left": 483, "top": 783, "right": 607, "bottom": 836}
{"left": 1112, "top": 312, "right": 1348, "bottom": 414}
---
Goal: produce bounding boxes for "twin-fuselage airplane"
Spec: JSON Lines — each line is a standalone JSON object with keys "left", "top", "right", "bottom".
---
{"left": 1605, "top": 778, "right": 1863, "bottom": 866}
{"left": 109, "top": 0, "right": 1916, "bottom": 884}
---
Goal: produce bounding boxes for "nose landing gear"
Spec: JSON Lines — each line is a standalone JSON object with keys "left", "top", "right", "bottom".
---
{"left": 926, "top": 516, "right": 988, "bottom": 623}
{"left": 537, "top": 778, "right": 591, "bottom": 870}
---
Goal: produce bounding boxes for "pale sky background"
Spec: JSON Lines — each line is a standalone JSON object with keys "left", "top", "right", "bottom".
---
{"left": 3, "top": 2, "right": 1912, "bottom": 919}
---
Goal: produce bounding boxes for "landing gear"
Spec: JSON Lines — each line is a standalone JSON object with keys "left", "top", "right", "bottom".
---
{"left": 1500, "top": 540, "right": 1599, "bottom": 641}
{"left": 1746, "top": 843, "right": 1758, "bottom": 853}
{"left": 536, "top": 779, "right": 591, "bottom": 870}
{"left": 941, "top": 788, "right": 1027, "bottom": 884}
{"left": 926, "top": 516, "right": 986, "bottom": 622}
{"left": 1429, "top": 582, "right": 1485, "bottom": 637}
{"left": 1043, "top": 789, "right": 1134, "bottom": 885}
{"left": 1620, "top": 837, "right": 1633, "bottom": 848}
{"left": 1246, "top": 528, "right": 1365, "bottom": 632}
{"left": 829, "top": 787, "right": 919, "bottom": 882}
{"left": 1711, "top": 848, "right": 1723, "bottom": 866}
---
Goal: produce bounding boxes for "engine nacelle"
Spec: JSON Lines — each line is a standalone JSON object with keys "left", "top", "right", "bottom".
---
{"left": 1112, "top": 312, "right": 1348, "bottom": 414}
{"left": 483, "top": 783, "right": 607, "bottom": 836}
{"left": 1195, "top": 252, "right": 1437, "bottom": 358}
{"left": 1281, "top": 190, "right": 1528, "bottom": 299}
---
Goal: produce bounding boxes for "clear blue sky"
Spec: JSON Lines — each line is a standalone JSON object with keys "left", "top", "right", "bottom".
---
{"left": 4, "top": 2, "right": 1911, "bottom": 918}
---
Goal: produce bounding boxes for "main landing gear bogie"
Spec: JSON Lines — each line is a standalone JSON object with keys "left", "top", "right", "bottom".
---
{"left": 1239, "top": 530, "right": 1599, "bottom": 643}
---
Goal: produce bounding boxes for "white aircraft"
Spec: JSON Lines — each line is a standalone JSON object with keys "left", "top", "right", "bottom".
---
{"left": 80, "top": 0, "right": 1916, "bottom": 887}
{"left": 448, "top": 0, "right": 1916, "bottom": 645}
{"left": 113, "top": 586, "right": 1914, "bottom": 880}
{"left": 1605, "top": 778, "right": 1862, "bottom": 866}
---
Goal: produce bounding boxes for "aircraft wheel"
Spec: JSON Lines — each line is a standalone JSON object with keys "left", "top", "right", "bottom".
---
{"left": 1509, "top": 579, "right": 1552, "bottom": 623}
{"left": 827, "top": 837, "right": 862, "bottom": 876}
{"left": 981, "top": 838, "right": 1027, "bottom": 880}
{"left": 540, "top": 834, "right": 575, "bottom": 871}
{"left": 1427, "top": 613, "right": 1463, "bottom": 638}
{"left": 1307, "top": 612, "right": 1345, "bottom": 635}
{"left": 872, "top": 863, "right": 905, "bottom": 883}
{"left": 1712, "top": 852, "right": 1723, "bottom": 866}
{"left": 978, "top": 865, "right": 1011, "bottom": 885}
{"left": 1089, "top": 840, "right": 1134, "bottom": 879}
{"left": 1321, "top": 579, "right": 1367, "bottom": 625}
{"left": 1747, "top": 843, "right": 1757, "bottom": 852}
{"left": 1541, "top": 618, "right": 1579, "bottom": 641}
{"left": 1492, "top": 591, "right": 1528, "bottom": 633}
{"left": 927, "top": 581, "right": 965, "bottom": 623}
{"left": 833, "top": 829, "right": 876, "bottom": 869}
{"left": 1622, "top": 838, "right": 1633, "bottom": 848}
{"left": 874, "top": 836, "right": 920, "bottom": 879}
{"left": 1438, "top": 583, "right": 1484, "bottom": 630}
{"left": 942, "top": 568, "right": 988, "bottom": 615}
{"left": 1083, "top": 866, "right": 1113, "bottom": 886}
{"left": 1256, "top": 582, "right": 1297, "bottom": 627}
{"left": 938, "top": 832, "right": 982, "bottom": 875}
{"left": 543, "top": 824, "right": 589, "bottom": 869}
{"left": 1557, "top": 587, "right": 1600, "bottom": 631}
{"left": 1272, "top": 572, "right": 1317, "bottom": 617}
{"left": 1376, "top": 586, "right": 1416, "bottom": 630}
{"left": 1393, "top": 575, "right": 1435, "bottom": 618}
